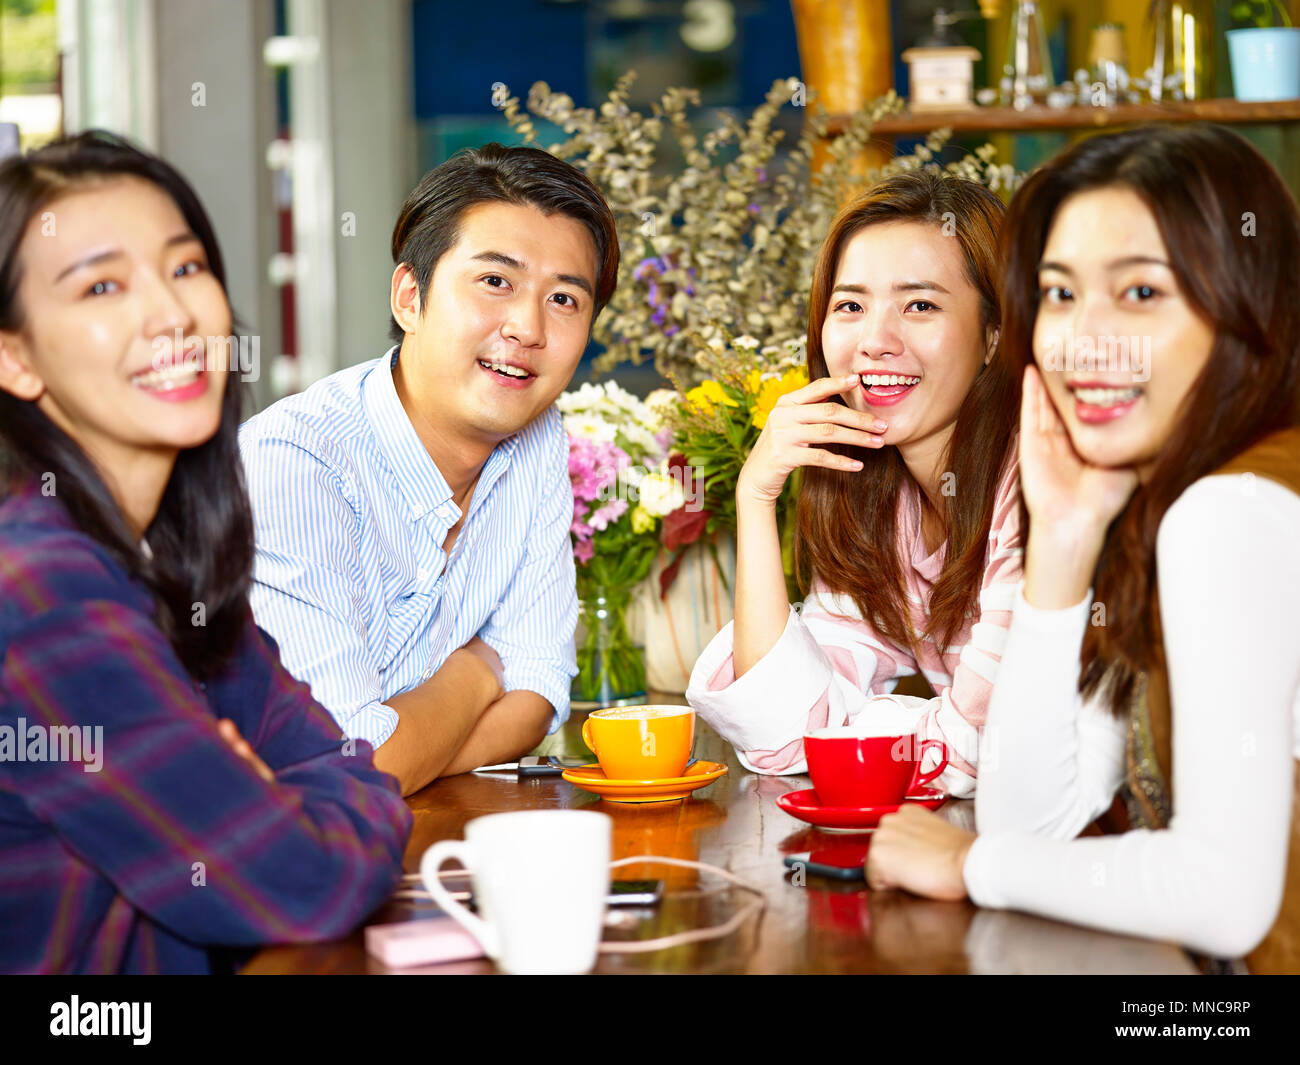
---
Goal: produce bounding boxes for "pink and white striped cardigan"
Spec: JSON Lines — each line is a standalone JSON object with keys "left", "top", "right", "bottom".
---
{"left": 686, "top": 447, "right": 1022, "bottom": 798}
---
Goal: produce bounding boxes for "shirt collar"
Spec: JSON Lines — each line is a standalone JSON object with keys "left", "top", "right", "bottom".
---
{"left": 362, "top": 345, "right": 519, "bottom": 523}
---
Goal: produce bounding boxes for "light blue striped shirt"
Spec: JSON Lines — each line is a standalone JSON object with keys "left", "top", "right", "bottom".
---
{"left": 238, "top": 345, "right": 577, "bottom": 748}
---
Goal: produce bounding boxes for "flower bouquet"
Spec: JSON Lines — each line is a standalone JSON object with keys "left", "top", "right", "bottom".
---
{"left": 657, "top": 334, "right": 810, "bottom": 601}
{"left": 561, "top": 382, "right": 688, "bottom": 705}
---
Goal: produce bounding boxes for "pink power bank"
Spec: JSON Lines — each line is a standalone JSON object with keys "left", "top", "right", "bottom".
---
{"left": 364, "top": 917, "right": 486, "bottom": 968}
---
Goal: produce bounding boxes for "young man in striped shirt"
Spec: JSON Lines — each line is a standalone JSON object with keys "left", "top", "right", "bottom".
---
{"left": 240, "top": 144, "right": 618, "bottom": 796}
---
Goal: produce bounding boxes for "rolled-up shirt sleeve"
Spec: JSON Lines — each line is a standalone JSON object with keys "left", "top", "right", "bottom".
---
{"left": 240, "top": 428, "right": 397, "bottom": 748}
{"left": 478, "top": 413, "right": 578, "bottom": 731}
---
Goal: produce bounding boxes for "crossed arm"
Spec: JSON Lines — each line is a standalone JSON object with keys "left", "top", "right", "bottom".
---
{"left": 240, "top": 424, "right": 576, "bottom": 799}
{"left": 376, "top": 649, "right": 553, "bottom": 795}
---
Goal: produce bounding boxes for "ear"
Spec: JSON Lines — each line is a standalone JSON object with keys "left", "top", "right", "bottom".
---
{"left": 983, "top": 324, "right": 1000, "bottom": 367}
{"left": 390, "top": 263, "right": 423, "bottom": 336}
{"left": 0, "top": 330, "right": 45, "bottom": 402}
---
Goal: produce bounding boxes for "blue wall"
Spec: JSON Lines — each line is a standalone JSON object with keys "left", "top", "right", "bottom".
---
{"left": 411, "top": 0, "right": 801, "bottom": 119}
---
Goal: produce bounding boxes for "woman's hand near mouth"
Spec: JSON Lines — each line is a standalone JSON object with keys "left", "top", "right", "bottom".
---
{"left": 737, "top": 373, "right": 888, "bottom": 509}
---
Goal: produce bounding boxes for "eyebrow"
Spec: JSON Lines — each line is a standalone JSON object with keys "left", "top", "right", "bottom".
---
{"left": 832, "top": 280, "right": 952, "bottom": 295}
{"left": 54, "top": 233, "right": 202, "bottom": 283}
{"left": 470, "top": 250, "right": 595, "bottom": 298}
{"left": 1037, "top": 256, "right": 1171, "bottom": 275}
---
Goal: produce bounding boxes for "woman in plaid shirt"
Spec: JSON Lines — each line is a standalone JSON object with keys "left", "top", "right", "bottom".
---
{"left": 0, "top": 132, "right": 413, "bottom": 974}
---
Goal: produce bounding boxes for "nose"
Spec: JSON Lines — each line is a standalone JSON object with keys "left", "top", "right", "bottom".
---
{"left": 856, "top": 303, "right": 903, "bottom": 361}
{"left": 1067, "top": 286, "right": 1120, "bottom": 345}
{"left": 501, "top": 294, "right": 545, "bottom": 348}
{"left": 139, "top": 265, "right": 196, "bottom": 350}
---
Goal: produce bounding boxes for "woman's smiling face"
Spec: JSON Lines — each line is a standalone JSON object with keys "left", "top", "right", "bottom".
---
{"left": 0, "top": 175, "right": 231, "bottom": 481}
{"left": 821, "top": 220, "right": 996, "bottom": 461}
{"left": 1032, "top": 185, "right": 1216, "bottom": 479}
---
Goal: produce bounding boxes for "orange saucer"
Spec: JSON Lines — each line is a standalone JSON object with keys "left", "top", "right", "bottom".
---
{"left": 561, "top": 761, "right": 728, "bottom": 803}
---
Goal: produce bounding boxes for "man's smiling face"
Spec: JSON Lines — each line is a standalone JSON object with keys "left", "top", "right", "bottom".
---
{"left": 392, "top": 200, "right": 598, "bottom": 447}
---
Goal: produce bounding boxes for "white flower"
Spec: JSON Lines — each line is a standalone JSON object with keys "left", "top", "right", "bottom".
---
{"left": 637, "top": 465, "right": 686, "bottom": 517}
{"left": 563, "top": 412, "right": 617, "bottom": 444}
{"left": 600, "top": 381, "right": 643, "bottom": 414}
{"left": 620, "top": 421, "right": 662, "bottom": 461}
{"left": 733, "top": 335, "right": 760, "bottom": 350}
{"left": 556, "top": 382, "right": 607, "bottom": 415}
{"left": 642, "top": 388, "right": 679, "bottom": 432}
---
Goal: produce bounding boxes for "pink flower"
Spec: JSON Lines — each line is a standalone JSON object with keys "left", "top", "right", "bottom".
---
{"left": 574, "top": 538, "right": 594, "bottom": 564}
{"left": 568, "top": 437, "right": 629, "bottom": 503}
{"left": 588, "top": 498, "right": 628, "bottom": 531}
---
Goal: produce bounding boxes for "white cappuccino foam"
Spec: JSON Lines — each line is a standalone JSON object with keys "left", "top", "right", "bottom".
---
{"left": 593, "top": 705, "right": 693, "bottom": 721}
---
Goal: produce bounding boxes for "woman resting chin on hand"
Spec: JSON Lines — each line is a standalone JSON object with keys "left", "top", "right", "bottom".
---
{"left": 868, "top": 124, "right": 1300, "bottom": 975}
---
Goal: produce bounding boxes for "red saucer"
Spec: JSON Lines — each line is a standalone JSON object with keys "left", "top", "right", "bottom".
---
{"left": 775, "top": 786, "right": 947, "bottom": 830}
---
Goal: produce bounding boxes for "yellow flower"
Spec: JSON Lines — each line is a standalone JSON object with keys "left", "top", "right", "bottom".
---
{"left": 685, "top": 379, "right": 739, "bottom": 416}
{"left": 630, "top": 505, "right": 655, "bottom": 534}
{"left": 751, "top": 367, "right": 810, "bottom": 429}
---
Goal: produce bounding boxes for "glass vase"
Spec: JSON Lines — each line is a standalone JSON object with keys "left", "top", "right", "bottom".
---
{"left": 572, "top": 588, "right": 647, "bottom": 709}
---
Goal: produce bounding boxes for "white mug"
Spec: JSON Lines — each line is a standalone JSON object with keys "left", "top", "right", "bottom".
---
{"left": 420, "top": 810, "right": 612, "bottom": 975}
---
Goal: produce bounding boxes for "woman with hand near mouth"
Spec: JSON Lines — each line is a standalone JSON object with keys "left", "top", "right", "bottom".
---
{"left": 0, "top": 132, "right": 411, "bottom": 974}
{"left": 866, "top": 124, "right": 1300, "bottom": 973}
{"left": 687, "top": 171, "right": 1022, "bottom": 798}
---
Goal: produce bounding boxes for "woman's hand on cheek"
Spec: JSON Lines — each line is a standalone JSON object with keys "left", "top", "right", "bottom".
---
{"left": 865, "top": 804, "right": 975, "bottom": 901}
{"left": 1019, "top": 365, "right": 1138, "bottom": 540}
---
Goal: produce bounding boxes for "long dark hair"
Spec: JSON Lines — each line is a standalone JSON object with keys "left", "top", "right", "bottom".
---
{"left": 998, "top": 123, "right": 1300, "bottom": 713}
{"left": 796, "top": 170, "right": 1016, "bottom": 654}
{"left": 0, "top": 130, "right": 254, "bottom": 681}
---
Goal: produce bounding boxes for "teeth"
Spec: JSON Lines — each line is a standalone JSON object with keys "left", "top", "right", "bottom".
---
{"left": 1072, "top": 386, "right": 1141, "bottom": 406}
{"left": 479, "top": 360, "right": 530, "bottom": 378}
{"left": 132, "top": 364, "right": 201, "bottom": 390}
{"left": 861, "top": 374, "right": 920, "bottom": 388}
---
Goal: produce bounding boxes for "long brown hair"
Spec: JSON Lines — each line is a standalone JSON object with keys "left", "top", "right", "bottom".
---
{"left": 796, "top": 170, "right": 1016, "bottom": 654}
{"left": 998, "top": 123, "right": 1300, "bottom": 713}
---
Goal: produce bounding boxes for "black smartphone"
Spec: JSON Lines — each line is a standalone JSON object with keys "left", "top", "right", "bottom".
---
{"left": 783, "top": 852, "right": 866, "bottom": 882}
{"left": 518, "top": 756, "right": 586, "bottom": 777}
{"left": 442, "top": 876, "right": 664, "bottom": 909}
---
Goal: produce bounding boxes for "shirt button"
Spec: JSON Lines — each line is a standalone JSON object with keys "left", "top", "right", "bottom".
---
{"left": 417, "top": 567, "right": 429, "bottom": 581}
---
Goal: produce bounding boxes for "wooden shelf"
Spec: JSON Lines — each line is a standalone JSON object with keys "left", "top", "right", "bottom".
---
{"left": 827, "top": 98, "right": 1300, "bottom": 137}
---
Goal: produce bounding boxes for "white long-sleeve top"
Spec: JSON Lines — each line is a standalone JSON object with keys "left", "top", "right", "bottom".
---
{"left": 687, "top": 450, "right": 1023, "bottom": 798}
{"left": 963, "top": 473, "right": 1300, "bottom": 961}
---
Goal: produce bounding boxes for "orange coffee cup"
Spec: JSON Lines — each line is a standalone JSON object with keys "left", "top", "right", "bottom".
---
{"left": 580, "top": 705, "right": 695, "bottom": 781}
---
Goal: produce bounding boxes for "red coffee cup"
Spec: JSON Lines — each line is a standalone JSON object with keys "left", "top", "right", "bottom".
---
{"left": 803, "top": 727, "right": 948, "bottom": 808}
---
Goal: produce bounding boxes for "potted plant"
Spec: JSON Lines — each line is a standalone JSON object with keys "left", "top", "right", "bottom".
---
{"left": 1228, "top": 0, "right": 1300, "bottom": 101}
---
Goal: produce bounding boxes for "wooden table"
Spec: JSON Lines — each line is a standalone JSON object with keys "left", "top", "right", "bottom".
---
{"left": 243, "top": 700, "right": 1196, "bottom": 975}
